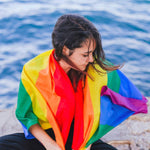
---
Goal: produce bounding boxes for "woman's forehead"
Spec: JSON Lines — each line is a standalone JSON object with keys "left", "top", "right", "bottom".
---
{"left": 81, "top": 39, "right": 96, "bottom": 52}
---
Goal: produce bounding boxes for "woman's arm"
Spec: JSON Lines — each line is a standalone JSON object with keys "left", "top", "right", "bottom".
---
{"left": 29, "top": 124, "right": 62, "bottom": 150}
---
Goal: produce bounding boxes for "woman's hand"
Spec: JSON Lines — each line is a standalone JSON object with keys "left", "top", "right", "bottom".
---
{"left": 29, "top": 124, "right": 62, "bottom": 150}
{"left": 45, "top": 140, "right": 62, "bottom": 150}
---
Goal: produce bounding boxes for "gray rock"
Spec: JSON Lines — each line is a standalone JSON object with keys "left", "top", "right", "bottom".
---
{"left": 0, "top": 106, "right": 22, "bottom": 136}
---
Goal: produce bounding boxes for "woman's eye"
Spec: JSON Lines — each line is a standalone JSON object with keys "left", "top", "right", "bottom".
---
{"left": 83, "top": 54, "right": 89, "bottom": 57}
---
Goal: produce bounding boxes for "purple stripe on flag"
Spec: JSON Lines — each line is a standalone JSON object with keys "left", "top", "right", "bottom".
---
{"left": 101, "top": 86, "right": 148, "bottom": 114}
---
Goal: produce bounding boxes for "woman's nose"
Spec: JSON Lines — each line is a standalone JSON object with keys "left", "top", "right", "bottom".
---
{"left": 88, "top": 54, "right": 94, "bottom": 63}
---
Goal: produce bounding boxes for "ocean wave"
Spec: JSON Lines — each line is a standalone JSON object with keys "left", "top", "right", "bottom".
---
{"left": 0, "top": 0, "right": 150, "bottom": 108}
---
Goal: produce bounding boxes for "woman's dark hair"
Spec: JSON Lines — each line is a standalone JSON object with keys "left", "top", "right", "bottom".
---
{"left": 52, "top": 14, "right": 120, "bottom": 90}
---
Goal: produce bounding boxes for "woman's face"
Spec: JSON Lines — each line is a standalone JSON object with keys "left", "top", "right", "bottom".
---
{"left": 68, "top": 39, "right": 96, "bottom": 71}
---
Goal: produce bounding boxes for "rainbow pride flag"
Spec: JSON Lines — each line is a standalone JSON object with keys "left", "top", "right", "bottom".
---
{"left": 16, "top": 49, "right": 148, "bottom": 150}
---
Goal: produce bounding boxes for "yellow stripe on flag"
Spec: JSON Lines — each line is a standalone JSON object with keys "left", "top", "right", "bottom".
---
{"left": 87, "top": 64, "right": 107, "bottom": 141}
{"left": 21, "top": 50, "right": 53, "bottom": 129}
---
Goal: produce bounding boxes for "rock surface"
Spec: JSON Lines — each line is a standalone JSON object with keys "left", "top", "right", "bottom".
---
{"left": 0, "top": 98, "right": 150, "bottom": 150}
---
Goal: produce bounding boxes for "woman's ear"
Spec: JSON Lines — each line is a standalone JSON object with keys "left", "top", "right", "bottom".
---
{"left": 62, "top": 46, "right": 70, "bottom": 56}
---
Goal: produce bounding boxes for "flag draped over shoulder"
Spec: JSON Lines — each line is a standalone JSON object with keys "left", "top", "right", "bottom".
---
{"left": 16, "top": 49, "right": 148, "bottom": 150}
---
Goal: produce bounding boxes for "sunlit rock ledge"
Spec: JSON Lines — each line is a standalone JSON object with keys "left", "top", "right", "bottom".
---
{"left": 0, "top": 98, "right": 150, "bottom": 150}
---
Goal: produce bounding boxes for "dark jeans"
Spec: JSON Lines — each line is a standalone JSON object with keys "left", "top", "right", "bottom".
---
{"left": 0, "top": 132, "right": 117, "bottom": 150}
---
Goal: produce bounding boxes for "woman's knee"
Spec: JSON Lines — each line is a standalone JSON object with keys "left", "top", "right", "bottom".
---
{"left": 0, "top": 133, "right": 30, "bottom": 150}
{"left": 91, "top": 139, "right": 118, "bottom": 150}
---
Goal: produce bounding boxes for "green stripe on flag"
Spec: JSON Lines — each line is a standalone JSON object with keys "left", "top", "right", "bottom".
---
{"left": 85, "top": 124, "right": 114, "bottom": 147}
{"left": 16, "top": 80, "right": 39, "bottom": 130}
{"left": 107, "top": 70, "right": 120, "bottom": 93}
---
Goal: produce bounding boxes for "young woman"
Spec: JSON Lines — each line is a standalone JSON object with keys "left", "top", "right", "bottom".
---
{"left": 0, "top": 14, "right": 147, "bottom": 150}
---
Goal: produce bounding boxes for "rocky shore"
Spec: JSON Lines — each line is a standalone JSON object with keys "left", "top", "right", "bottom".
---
{"left": 0, "top": 98, "right": 149, "bottom": 150}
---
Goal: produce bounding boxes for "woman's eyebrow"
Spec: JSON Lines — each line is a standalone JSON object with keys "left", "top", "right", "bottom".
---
{"left": 84, "top": 50, "right": 93, "bottom": 54}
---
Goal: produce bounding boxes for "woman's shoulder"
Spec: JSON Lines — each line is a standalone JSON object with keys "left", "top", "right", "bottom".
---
{"left": 22, "top": 49, "right": 54, "bottom": 78}
{"left": 25, "top": 50, "right": 53, "bottom": 67}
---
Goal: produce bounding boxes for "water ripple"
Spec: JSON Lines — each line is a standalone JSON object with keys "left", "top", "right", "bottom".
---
{"left": 0, "top": 0, "right": 150, "bottom": 109}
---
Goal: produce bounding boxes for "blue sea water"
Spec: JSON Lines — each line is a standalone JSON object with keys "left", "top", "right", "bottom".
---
{"left": 0, "top": 0, "right": 150, "bottom": 109}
